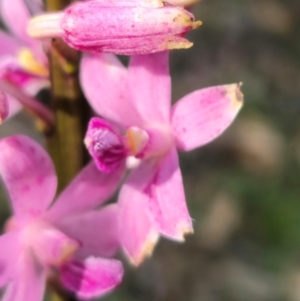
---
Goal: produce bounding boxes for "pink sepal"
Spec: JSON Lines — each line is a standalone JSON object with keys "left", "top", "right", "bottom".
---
{"left": 0, "top": 232, "right": 20, "bottom": 287}
{"left": 0, "top": 135, "right": 57, "bottom": 223}
{"left": 171, "top": 83, "right": 243, "bottom": 151}
{"left": 118, "top": 160, "right": 159, "bottom": 266}
{"left": 2, "top": 253, "right": 46, "bottom": 301}
{"left": 57, "top": 204, "right": 120, "bottom": 259}
{"left": 148, "top": 147, "right": 193, "bottom": 240}
{"left": 48, "top": 161, "right": 124, "bottom": 220}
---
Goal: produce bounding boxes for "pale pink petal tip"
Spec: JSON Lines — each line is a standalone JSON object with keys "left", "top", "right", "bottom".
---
{"left": 127, "top": 229, "right": 160, "bottom": 266}
{"left": 0, "top": 90, "right": 8, "bottom": 123}
{"left": 172, "top": 83, "right": 244, "bottom": 151}
{"left": 60, "top": 257, "right": 124, "bottom": 300}
{"left": 84, "top": 117, "right": 126, "bottom": 173}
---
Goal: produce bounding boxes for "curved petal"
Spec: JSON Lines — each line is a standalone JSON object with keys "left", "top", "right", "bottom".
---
{"left": 60, "top": 257, "right": 123, "bottom": 300}
{"left": 0, "top": 30, "right": 23, "bottom": 57}
{"left": 24, "top": 0, "right": 44, "bottom": 15}
{"left": 148, "top": 147, "right": 193, "bottom": 240}
{"left": 0, "top": 232, "right": 21, "bottom": 287}
{"left": 6, "top": 94, "right": 22, "bottom": 119}
{"left": 21, "top": 78, "right": 49, "bottom": 97}
{"left": 118, "top": 160, "right": 159, "bottom": 266}
{"left": 128, "top": 51, "right": 171, "bottom": 123}
{"left": 0, "top": 135, "right": 57, "bottom": 222}
{"left": 171, "top": 83, "right": 244, "bottom": 151}
{"left": 57, "top": 204, "right": 120, "bottom": 259}
{"left": 47, "top": 161, "right": 125, "bottom": 221}
{"left": 0, "top": 0, "right": 32, "bottom": 46}
{"left": 80, "top": 53, "right": 140, "bottom": 126}
{"left": 2, "top": 254, "right": 46, "bottom": 301}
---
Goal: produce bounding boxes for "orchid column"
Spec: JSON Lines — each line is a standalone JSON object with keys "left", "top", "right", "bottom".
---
{"left": 45, "top": 0, "right": 89, "bottom": 191}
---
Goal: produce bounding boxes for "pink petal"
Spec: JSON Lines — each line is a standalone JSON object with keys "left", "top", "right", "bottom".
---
{"left": 171, "top": 83, "right": 244, "bottom": 151}
{"left": 6, "top": 94, "right": 22, "bottom": 119}
{"left": 0, "top": 0, "right": 32, "bottom": 45}
{"left": 118, "top": 160, "right": 159, "bottom": 266}
{"left": 80, "top": 53, "right": 141, "bottom": 126}
{"left": 148, "top": 147, "right": 193, "bottom": 240}
{"left": 0, "top": 89, "right": 8, "bottom": 122}
{"left": 0, "top": 232, "right": 20, "bottom": 287}
{"left": 128, "top": 51, "right": 171, "bottom": 123}
{"left": 2, "top": 253, "right": 46, "bottom": 301}
{"left": 0, "top": 135, "right": 57, "bottom": 222}
{"left": 0, "top": 30, "right": 22, "bottom": 57}
{"left": 60, "top": 257, "right": 123, "bottom": 300}
{"left": 21, "top": 77, "right": 49, "bottom": 96}
{"left": 0, "top": 57, "right": 49, "bottom": 96}
{"left": 47, "top": 161, "right": 125, "bottom": 221}
{"left": 57, "top": 204, "right": 120, "bottom": 259}
{"left": 1, "top": 94, "right": 23, "bottom": 119}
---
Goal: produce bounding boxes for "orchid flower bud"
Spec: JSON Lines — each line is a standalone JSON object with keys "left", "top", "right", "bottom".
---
{"left": 27, "top": 0, "right": 201, "bottom": 55}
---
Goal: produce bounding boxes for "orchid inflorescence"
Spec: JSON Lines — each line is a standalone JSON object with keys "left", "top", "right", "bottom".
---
{"left": 0, "top": 0, "right": 243, "bottom": 300}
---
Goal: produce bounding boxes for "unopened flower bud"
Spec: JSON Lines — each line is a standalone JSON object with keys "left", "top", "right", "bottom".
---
{"left": 27, "top": 0, "right": 201, "bottom": 55}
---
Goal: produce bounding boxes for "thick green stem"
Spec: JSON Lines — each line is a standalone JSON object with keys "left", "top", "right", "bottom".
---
{"left": 45, "top": 0, "right": 89, "bottom": 297}
{"left": 45, "top": 0, "right": 89, "bottom": 192}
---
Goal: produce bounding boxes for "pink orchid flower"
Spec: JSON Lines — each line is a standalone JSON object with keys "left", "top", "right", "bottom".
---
{"left": 0, "top": 135, "right": 125, "bottom": 300}
{"left": 80, "top": 51, "right": 244, "bottom": 265}
{"left": 0, "top": 0, "right": 49, "bottom": 119}
{"left": 27, "top": 0, "right": 201, "bottom": 55}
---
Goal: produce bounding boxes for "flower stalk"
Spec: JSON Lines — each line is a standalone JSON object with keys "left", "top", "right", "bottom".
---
{"left": 45, "top": 0, "right": 90, "bottom": 298}
{"left": 45, "top": 0, "right": 90, "bottom": 192}
{"left": 0, "top": 80, "right": 54, "bottom": 131}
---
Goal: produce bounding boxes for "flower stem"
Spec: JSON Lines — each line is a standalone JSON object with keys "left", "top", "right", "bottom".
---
{"left": 0, "top": 80, "right": 54, "bottom": 131}
{"left": 45, "top": 0, "right": 90, "bottom": 192}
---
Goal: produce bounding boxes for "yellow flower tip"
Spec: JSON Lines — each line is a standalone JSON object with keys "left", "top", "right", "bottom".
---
{"left": 55, "top": 239, "right": 80, "bottom": 266}
{"left": 192, "top": 20, "right": 202, "bottom": 29}
{"left": 167, "top": 39, "right": 193, "bottom": 50}
{"left": 236, "top": 82, "right": 244, "bottom": 103}
{"left": 0, "top": 117, "right": 2, "bottom": 125}
{"left": 130, "top": 230, "right": 159, "bottom": 267}
{"left": 174, "top": 12, "right": 200, "bottom": 28}
{"left": 176, "top": 222, "right": 194, "bottom": 241}
{"left": 17, "top": 48, "right": 49, "bottom": 77}
{"left": 125, "top": 127, "right": 149, "bottom": 156}
{"left": 226, "top": 83, "right": 244, "bottom": 111}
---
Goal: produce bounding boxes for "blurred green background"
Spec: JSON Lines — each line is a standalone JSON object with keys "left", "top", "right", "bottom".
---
{"left": 1, "top": 0, "right": 300, "bottom": 300}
